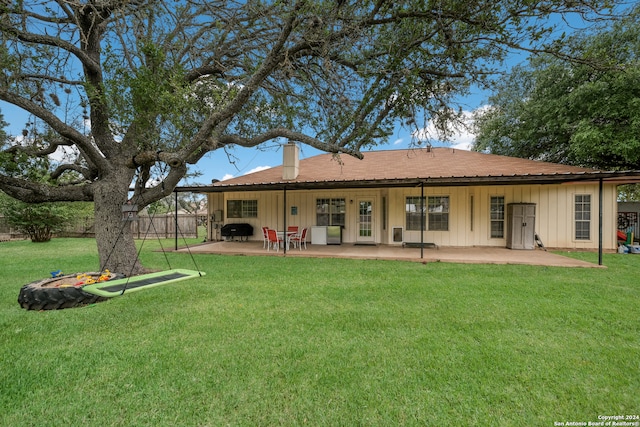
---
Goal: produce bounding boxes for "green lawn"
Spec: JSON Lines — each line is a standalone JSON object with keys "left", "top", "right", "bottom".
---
{"left": 1, "top": 238, "right": 638, "bottom": 426}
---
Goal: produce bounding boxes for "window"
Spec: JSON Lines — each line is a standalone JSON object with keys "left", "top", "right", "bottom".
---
{"left": 406, "top": 196, "right": 425, "bottom": 231}
{"left": 575, "top": 194, "right": 591, "bottom": 240}
{"left": 490, "top": 196, "right": 505, "bottom": 238}
{"left": 316, "top": 198, "right": 345, "bottom": 226}
{"left": 428, "top": 196, "right": 449, "bottom": 231}
{"left": 406, "top": 196, "right": 449, "bottom": 231}
{"left": 227, "top": 200, "right": 258, "bottom": 218}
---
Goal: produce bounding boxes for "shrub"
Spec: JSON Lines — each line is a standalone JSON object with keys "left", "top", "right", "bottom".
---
{"left": 0, "top": 197, "right": 74, "bottom": 242}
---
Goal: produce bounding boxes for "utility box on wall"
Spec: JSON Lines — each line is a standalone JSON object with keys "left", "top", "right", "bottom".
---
{"left": 506, "top": 203, "right": 536, "bottom": 250}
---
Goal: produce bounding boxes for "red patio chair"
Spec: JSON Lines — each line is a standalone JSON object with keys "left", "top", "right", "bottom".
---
{"left": 267, "top": 229, "right": 284, "bottom": 252}
{"left": 289, "top": 227, "right": 308, "bottom": 250}
{"left": 262, "top": 226, "right": 270, "bottom": 248}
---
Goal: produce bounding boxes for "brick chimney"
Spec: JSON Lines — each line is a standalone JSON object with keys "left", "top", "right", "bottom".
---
{"left": 282, "top": 142, "right": 299, "bottom": 180}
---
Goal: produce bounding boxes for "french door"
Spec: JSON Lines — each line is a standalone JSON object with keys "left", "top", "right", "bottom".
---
{"left": 356, "top": 199, "right": 375, "bottom": 243}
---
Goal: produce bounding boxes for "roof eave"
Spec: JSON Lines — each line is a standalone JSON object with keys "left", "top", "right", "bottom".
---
{"left": 176, "top": 171, "right": 640, "bottom": 193}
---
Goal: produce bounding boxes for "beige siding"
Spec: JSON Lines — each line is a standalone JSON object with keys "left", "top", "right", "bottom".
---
{"left": 207, "top": 182, "right": 618, "bottom": 250}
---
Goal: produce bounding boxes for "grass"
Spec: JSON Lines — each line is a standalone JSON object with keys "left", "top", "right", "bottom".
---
{"left": 0, "top": 238, "right": 638, "bottom": 426}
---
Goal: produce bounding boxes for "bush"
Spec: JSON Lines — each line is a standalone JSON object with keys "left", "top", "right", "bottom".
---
{"left": 0, "top": 197, "right": 74, "bottom": 242}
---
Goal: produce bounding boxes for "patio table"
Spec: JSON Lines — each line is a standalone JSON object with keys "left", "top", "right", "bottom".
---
{"left": 276, "top": 231, "right": 297, "bottom": 250}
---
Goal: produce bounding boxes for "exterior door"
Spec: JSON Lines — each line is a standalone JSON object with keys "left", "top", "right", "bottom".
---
{"left": 357, "top": 199, "right": 375, "bottom": 243}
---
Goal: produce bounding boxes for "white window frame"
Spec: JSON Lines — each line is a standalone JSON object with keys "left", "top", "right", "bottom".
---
{"left": 574, "top": 193, "right": 592, "bottom": 241}
{"left": 489, "top": 195, "right": 505, "bottom": 239}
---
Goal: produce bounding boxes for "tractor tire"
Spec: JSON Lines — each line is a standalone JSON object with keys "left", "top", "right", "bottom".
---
{"left": 18, "top": 272, "right": 123, "bottom": 311}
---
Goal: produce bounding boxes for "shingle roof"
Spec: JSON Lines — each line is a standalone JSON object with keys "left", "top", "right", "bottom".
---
{"left": 179, "top": 147, "right": 640, "bottom": 192}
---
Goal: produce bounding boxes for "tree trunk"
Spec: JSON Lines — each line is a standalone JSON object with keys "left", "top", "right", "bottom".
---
{"left": 93, "top": 172, "right": 145, "bottom": 276}
{"left": 31, "top": 226, "right": 52, "bottom": 242}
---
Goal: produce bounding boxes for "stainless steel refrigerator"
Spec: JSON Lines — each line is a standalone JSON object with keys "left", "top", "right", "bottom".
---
{"left": 326, "top": 226, "right": 342, "bottom": 245}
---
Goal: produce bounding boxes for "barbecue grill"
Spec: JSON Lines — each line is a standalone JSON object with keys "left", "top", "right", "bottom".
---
{"left": 220, "top": 223, "right": 254, "bottom": 241}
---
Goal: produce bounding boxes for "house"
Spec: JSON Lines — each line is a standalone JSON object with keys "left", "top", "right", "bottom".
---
{"left": 181, "top": 145, "right": 640, "bottom": 252}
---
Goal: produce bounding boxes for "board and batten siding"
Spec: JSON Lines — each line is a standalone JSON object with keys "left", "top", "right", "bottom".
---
{"left": 207, "top": 181, "right": 618, "bottom": 250}
{"left": 464, "top": 183, "right": 617, "bottom": 250}
{"left": 387, "top": 183, "right": 616, "bottom": 250}
{"left": 209, "top": 188, "right": 380, "bottom": 243}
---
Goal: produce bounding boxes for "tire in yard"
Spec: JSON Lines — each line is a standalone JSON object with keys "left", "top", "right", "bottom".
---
{"left": 18, "top": 272, "right": 123, "bottom": 311}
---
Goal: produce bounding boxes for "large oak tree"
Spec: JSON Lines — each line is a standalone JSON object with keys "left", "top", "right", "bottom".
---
{"left": 473, "top": 4, "right": 640, "bottom": 169}
{"left": 0, "top": 0, "right": 621, "bottom": 274}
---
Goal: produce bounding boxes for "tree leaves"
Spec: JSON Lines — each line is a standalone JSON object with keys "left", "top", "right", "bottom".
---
{"left": 474, "top": 4, "right": 640, "bottom": 170}
{"left": 0, "top": 0, "right": 629, "bottom": 200}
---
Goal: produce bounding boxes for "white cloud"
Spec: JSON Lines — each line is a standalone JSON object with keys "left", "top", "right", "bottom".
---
{"left": 392, "top": 138, "right": 403, "bottom": 145}
{"left": 247, "top": 165, "right": 271, "bottom": 174}
{"left": 220, "top": 165, "right": 271, "bottom": 181}
{"left": 449, "top": 125, "right": 476, "bottom": 151}
{"left": 451, "top": 140, "right": 472, "bottom": 151}
{"left": 412, "top": 105, "right": 491, "bottom": 151}
{"left": 9, "top": 134, "right": 80, "bottom": 163}
{"left": 50, "top": 145, "right": 79, "bottom": 163}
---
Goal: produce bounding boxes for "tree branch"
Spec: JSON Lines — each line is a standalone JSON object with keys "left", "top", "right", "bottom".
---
{"left": 218, "top": 128, "right": 364, "bottom": 159}
{"left": 0, "top": 21, "right": 101, "bottom": 74}
{"left": 0, "top": 175, "right": 93, "bottom": 203}
{"left": 0, "top": 88, "right": 107, "bottom": 168}
{"left": 50, "top": 163, "right": 96, "bottom": 181}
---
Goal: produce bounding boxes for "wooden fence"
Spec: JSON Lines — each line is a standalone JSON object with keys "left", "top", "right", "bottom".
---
{"left": 0, "top": 216, "right": 23, "bottom": 241}
{"left": 130, "top": 214, "right": 201, "bottom": 239}
{"left": 0, "top": 214, "right": 202, "bottom": 241}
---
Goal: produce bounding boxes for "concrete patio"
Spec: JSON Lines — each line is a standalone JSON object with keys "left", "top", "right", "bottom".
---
{"left": 178, "top": 240, "right": 604, "bottom": 268}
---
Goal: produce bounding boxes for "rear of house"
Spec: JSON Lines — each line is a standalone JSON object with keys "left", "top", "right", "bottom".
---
{"left": 205, "top": 182, "right": 616, "bottom": 250}
{"left": 189, "top": 146, "right": 638, "bottom": 252}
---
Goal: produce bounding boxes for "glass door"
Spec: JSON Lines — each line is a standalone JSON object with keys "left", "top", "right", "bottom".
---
{"left": 357, "top": 199, "right": 374, "bottom": 243}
